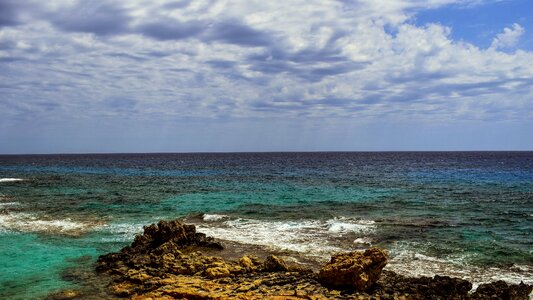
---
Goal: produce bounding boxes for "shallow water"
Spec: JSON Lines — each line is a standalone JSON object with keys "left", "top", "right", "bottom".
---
{"left": 0, "top": 152, "right": 532, "bottom": 298}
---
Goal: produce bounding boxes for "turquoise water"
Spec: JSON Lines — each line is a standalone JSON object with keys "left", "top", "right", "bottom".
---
{"left": 0, "top": 152, "right": 532, "bottom": 298}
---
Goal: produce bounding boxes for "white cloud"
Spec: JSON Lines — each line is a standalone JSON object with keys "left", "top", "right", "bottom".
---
{"left": 0, "top": 0, "right": 532, "bottom": 126}
{"left": 490, "top": 23, "right": 525, "bottom": 50}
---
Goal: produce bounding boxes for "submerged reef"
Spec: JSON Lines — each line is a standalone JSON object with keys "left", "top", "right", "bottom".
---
{"left": 55, "top": 219, "right": 531, "bottom": 299}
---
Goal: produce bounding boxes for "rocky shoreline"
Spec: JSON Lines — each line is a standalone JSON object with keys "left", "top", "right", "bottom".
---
{"left": 50, "top": 219, "right": 531, "bottom": 300}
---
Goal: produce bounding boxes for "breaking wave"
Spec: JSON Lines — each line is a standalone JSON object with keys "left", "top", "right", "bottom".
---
{"left": 98, "top": 222, "right": 146, "bottom": 242}
{"left": 0, "top": 178, "right": 25, "bottom": 183}
{"left": 193, "top": 216, "right": 375, "bottom": 258}
{"left": 0, "top": 212, "right": 103, "bottom": 236}
{"left": 190, "top": 215, "right": 532, "bottom": 287}
{"left": 202, "top": 214, "right": 229, "bottom": 222}
{"left": 386, "top": 242, "right": 533, "bottom": 288}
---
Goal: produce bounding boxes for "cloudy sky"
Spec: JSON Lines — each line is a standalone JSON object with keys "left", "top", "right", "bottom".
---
{"left": 1, "top": 0, "right": 532, "bottom": 153}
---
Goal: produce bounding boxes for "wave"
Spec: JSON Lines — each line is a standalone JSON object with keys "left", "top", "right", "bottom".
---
{"left": 0, "top": 212, "right": 103, "bottom": 236}
{"left": 353, "top": 237, "right": 373, "bottom": 245}
{"left": 0, "top": 202, "right": 20, "bottom": 208}
{"left": 202, "top": 214, "right": 229, "bottom": 222}
{"left": 191, "top": 215, "right": 532, "bottom": 287}
{"left": 98, "top": 222, "right": 146, "bottom": 242}
{"left": 386, "top": 242, "right": 533, "bottom": 288}
{"left": 0, "top": 178, "right": 25, "bottom": 183}
{"left": 194, "top": 216, "right": 375, "bottom": 258}
{"left": 327, "top": 218, "right": 375, "bottom": 233}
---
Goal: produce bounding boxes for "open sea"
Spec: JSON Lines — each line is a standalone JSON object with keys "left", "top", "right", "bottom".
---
{"left": 0, "top": 152, "right": 532, "bottom": 299}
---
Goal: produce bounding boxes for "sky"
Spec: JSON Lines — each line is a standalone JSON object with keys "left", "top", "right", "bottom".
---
{"left": 0, "top": 0, "right": 532, "bottom": 153}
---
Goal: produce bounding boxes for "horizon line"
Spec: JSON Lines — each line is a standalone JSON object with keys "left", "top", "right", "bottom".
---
{"left": 1, "top": 150, "right": 532, "bottom": 156}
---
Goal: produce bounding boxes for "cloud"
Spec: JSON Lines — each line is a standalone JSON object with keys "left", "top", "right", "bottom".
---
{"left": 0, "top": 0, "right": 532, "bottom": 126}
{"left": 137, "top": 19, "right": 206, "bottom": 41}
{"left": 133, "top": 16, "right": 275, "bottom": 48}
{"left": 48, "top": 1, "right": 131, "bottom": 35}
{"left": 490, "top": 23, "right": 525, "bottom": 50}
{"left": 162, "top": 1, "right": 193, "bottom": 10}
{"left": 104, "top": 97, "right": 138, "bottom": 113}
{"left": 206, "top": 60, "right": 237, "bottom": 69}
{"left": 202, "top": 20, "right": 275, "bottom": 47}
{"left": 0, "top": 0, "right": 22, "bottom": 27}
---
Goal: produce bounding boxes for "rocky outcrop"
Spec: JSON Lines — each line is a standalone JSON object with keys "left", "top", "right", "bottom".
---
{"left": 375, "top": 270, "right": 473, "bottom": 299}
{"left": 96, "top": 220, "right": 223, "bottom": 273}
{"left": 91, "top": 219, "right": 532, "bottom": 300}
{"left": 318, "top": 248, "right": 388, "bottom": 291}
{"left": 470, "top": 280, "right": 532, "bottom": 300}
{"left": 96, "top": 220, "right": 318, "bottom": 299}
{"left": 263, "top": 255, "right": 289, "bottom": 272}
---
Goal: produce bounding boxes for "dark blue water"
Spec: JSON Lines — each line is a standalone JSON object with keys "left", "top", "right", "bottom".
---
{"left": 0, "top": 152, "right": 532, "bottom": 298}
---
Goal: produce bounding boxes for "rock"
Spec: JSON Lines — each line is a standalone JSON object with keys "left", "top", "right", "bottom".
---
{"left": 376, "top": 270, "right": 473, "bottom": 299}
{"left": 288, "top": 264, "right": 313, "bottom": 273}
{"left": 428, "top": 275, "right": 472, "bottom": 298}
{"left": 97, "top": 220, "right": 223, "bottom": 273}
{"left": 44, "top": 289, "right": 81, "bottom": 300}
{"left": 239, "top": 256, "right": 256, "bottom": 270}
{"left": 205, "top": 266, "right": 231, "bottom": 279}
{"left": 86, "top": 219, "right": 532, "bottom": 300}
{"left": 110, "top": 282, "right": 137, "bottom": 297}
{"left": 318, "top": 248, "right": 388, "bottom": 291}
{"left": 132, "top": 295, "right": 174, "bottom": 300}
{"left": 162, "top": 287, "right": 213, "bottom": 299}
{"left": 471, "top": 280, "right": 533, "bottom": 300}
{"left": 508, "top": 282, "right": 533, "bottom": 300}
{"left": 131, "top": 220, "right": 224, "bottom": 252}
{"left": 228, "top": 264, "right": 244, "bottom": 274}
{"left": 263, "top": 255, "right": 289, "bottom": 272}
{"left": 127, "top": 270, "right": 152, "bottom": 283}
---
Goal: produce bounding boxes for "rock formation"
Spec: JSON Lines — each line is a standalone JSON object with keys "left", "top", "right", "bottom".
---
{"left": 87, "top": 219, "right": 533, "bottom": 300}
{"left": 318, "top": 248, "right": 388, "bottom": 290}
{"left": 471, "top": 280, "right": 533, "bottom": 300}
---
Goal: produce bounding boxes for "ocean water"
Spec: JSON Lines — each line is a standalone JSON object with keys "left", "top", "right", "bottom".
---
{"left": 0, "top": 152, "right": 532, "bottom": 298}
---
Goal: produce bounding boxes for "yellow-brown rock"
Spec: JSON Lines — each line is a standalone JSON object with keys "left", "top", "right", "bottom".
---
{"left": 110, "top": 281, "right": 137, "bottom": 297}
{"left": 45, "top": 289, "right": 82, "bottom": 300}
{"left": 205, "top": 266, "right": 231, "bottom": 279}
{"left": 318, "top": 248, "right": 388, "bottom": 291}
{"left": 263, "top": 255, "right": 289, "bottom": 272}
{"left": 238, "top": 256, "right": 255, "bottom": 271}
{"left": 88, "top": 219, "right": 532, "bottom": 300}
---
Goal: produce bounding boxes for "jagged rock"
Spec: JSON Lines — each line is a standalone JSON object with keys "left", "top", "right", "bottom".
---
{"left": 97, "top": 220, "right": 223, "bottom": 273}
{"left": 239, "top": 255, "right": 256, "bottom": 271}
{"left": 425, "top": 275, "right": 472, "bottom": 299}
{"left": 110, "top": 282, "right": 137, "bottom": 297}
{"left": 375, "top": 270, "right": 473, "bottom": 299}
{"left": 86, "top": 219, "right": 532, "bottom": 300}
{"left": 318, "top": 248, "right": 388, "bottom": 291}
{"left": 130, "top": 220, "right": 224, "bottom": 252}
{"left": 263, "top": 255, "right": 289, "bottom": 272}
{"left": 204, "top": 264, "right": 231, "bottom": 279}
{"left": 471, "top": 280, "right": 533, "bottom": 300}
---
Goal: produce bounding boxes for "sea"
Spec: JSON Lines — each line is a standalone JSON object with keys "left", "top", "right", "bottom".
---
{"left": 0, "top": 152, "right": 532, "bottom": 299}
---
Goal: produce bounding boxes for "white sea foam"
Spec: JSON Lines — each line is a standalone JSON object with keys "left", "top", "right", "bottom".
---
{"left": 195, "top": 216, "right": 375, "bottom": 258}
{"left": 0, "top": 178, "right": 24, "bottom": 183}
{"left": 194, "top": 216, "right": 532, "bottom": 288}
{"left": 0, "top": 201, "right": 20, "bottom": 208}
{"left": 202, "top": 214, "right": 228, "bottom": 222}
{"left": 386, "top": 243, "right": 533, "bottom": 288}
{"left": 327, "top": 217, "right": 375, "bottom": 233}
{"left": 353, "top": 237, "right": 373, "bottom": 245}
{"left": 0, "top": 212, "right": 102, "bottom": 235}
{"left": 99, "top": 222, "right": 145, "bottom": 242}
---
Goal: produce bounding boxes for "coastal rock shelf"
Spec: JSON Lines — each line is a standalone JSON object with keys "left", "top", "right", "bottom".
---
{"left": 89, "top": 219, "right": 531, "bottom": 300}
